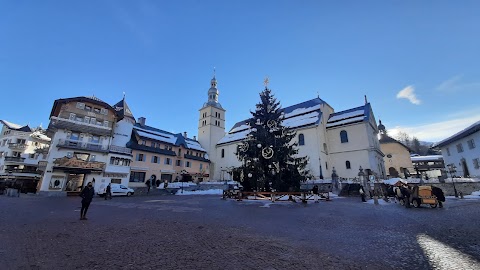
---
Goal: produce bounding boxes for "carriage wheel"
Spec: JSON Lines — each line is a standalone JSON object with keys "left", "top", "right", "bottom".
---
{"left": 412, "top": 200, "right": 420, "bottom": 208}
{"left": 399, "top": 199, "right": 405, "bottom": 206}
{"left": 430, "top": 203, "right": 438, "bottom": 208}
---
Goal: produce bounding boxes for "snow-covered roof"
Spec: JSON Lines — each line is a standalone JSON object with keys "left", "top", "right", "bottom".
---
{"left": 410, "top": 155, "right": 443, "bottom": 162}
{"left": 185, "top": 139, "right": 206, "bottom": 152}
{"left": 433, "top": 120, "right": 480, "bottom": 148}
{"left": 134, "top": 127, "right": 177, "bottom": 145}
{"left": 31, "top": 131, "right": 51, "bottom": 142}
{"left": 218, "top": 98, "right": 324, "bottom": 145}
{"left": 383, "top": 178, "right": 407, "bottom": 185}
{"left": 0, "top": 120, "right": 22, "bottom": 129}
{"left": 326, "top": 105, "right": 368, "bottom": 128}
{"left": 133, "top": 124, "right": 206, "bottom": 152}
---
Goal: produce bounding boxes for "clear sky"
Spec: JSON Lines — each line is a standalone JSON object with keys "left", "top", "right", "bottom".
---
{"left": 1, "top": 0, "right": 479, "bottom": 143}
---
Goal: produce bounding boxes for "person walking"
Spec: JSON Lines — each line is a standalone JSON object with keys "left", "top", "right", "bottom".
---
{"left": 80, "top": 182, "right": 95, "bottom": 220}
{"left": 359, "top": 185, "right": 367, "bottom": 202}
{"left": 105, "top": 183, "right": 112, "bottom": 200}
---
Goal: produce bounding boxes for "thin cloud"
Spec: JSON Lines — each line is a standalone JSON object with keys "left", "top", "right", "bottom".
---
{"left": 388, "top": 114, "right": 480, "bottom": 143}
{"left": 437, "top": 75, "right": 480, "bottom": 93}
{"left": 396, "top": 85, "right": 421, "bottom": 105}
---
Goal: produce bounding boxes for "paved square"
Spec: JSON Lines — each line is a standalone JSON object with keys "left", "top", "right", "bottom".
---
{"left": 1, "top": 194, "right": 479, "bottom": 270}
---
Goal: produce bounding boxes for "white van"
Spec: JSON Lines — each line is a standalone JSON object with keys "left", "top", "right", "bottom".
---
{"left": 98, "top": 183, "right": 134, "bottom": 197}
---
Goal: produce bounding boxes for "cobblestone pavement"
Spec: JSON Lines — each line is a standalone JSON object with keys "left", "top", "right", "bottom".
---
{"left": 1, "top": 194, "right": 479, "bottom": 270}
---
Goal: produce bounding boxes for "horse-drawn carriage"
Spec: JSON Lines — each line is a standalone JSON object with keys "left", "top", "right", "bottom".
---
{"left": 410, "top": 186, "right": 439, "bottom": 208}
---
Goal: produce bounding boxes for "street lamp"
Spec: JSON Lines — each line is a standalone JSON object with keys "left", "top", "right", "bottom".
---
{"left": 447, "top": 164, "right": 458, "bottom": 198}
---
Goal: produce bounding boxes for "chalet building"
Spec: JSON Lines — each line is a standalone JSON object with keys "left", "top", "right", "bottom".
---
{"left": 198, "top": 76, "right": 386, "bottom": 181}
{"left": 378, "top": 120, "right": 414, "bottom": 178}
{"left": 433, "top": 120, "right": 480, "bottom": 178}
{"left": 38, "top": 96, "right": 132, "bottom": 195}
{"left": 0, "top": 120, "right": 50, "bottom": 192}
{"left": 127, "top": 117, "right": 210, "bottom": 187}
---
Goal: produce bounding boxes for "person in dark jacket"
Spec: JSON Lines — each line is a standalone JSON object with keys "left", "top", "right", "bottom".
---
{"left": 359, "top": 185, "right": 367, "bottom": 202}
{"left": 105, "top": 183, "right": 112, "bottom": 200}
{"left": 145, "top": 180, "right": 151, "bottom": 194}
{"left": 80, "top": 182, "right": 95, "bottom": 220}
{"left": 431, "top": 186, "right": 445, "bottom": 208}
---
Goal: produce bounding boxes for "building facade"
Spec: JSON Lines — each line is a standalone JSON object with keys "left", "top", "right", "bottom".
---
{"left": 127, "top": 117, "right": 210, "bottom": 188}
{"left": 38, "top": 96, "right": 131, "bottom": 195}
{"left": 433, "top": 120, "right": 480, "bottom": 178}
{"left": 0, "top": 120, "right": 50, "bottom": 192}
{"left": 198, "top": 77, "right": 386, "bottom": 182}
{"left": 378, "top": 121, "right": 414, "bottom": 178}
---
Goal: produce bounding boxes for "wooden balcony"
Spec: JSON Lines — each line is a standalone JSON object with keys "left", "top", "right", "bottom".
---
{"left": 49, "top": 116, "right": 112, "bottom": 136}
{"left": 8, "top": 143, "right": 28, "bottom": 150}
{"left": 57, "top": 139, "right": 109, "bottom": 153}
{"left": 4, "top": 156, "right": 26, "bottom": 163}
{"left": 109, "top": 145, "right": 132, "bottom": 155}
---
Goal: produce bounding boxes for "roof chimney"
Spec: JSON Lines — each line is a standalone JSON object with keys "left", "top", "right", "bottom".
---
{"left": 183, "top": 131, "right": 187, "bottom": 138}
{"left": 193, "top": 135, "right": 197, "bottom": 141}
{"left": 138, "top": 117, "right": 146, "bottom": 126}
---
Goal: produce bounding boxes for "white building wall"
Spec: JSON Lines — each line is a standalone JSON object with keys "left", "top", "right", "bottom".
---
{"left": 440, "top": 131, "right": 480, "bottom": 178}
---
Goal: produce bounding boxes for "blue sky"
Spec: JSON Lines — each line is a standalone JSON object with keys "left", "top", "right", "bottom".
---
{"left": 1, "top": 0, "right": 479, "bottom": 142}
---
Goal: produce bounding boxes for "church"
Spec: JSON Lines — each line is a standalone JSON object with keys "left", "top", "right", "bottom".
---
{"left": 197, "top": 76, "right": 386, "bottom": 182}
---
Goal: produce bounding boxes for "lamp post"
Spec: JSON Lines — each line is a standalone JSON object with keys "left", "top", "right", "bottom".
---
{"left": 447, "top": 164, "right": 458, "bottom": 198}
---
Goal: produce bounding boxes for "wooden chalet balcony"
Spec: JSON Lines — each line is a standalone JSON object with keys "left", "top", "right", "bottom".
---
{"left": 8, "top": 143, "right": 28, "bottom": 150}
{"left": 6, "top": 168, "right": 39, "bottom": 174}
{"left": 57, "top": 139, "right": 109, "bottom": 153}
{"left": 109, "top": 145, "right": 132, "bottom": 155}
{"left": 4, "top": 156, "right": 26, "bottom": 162}
{"left": 49, "top": 116, "right": 112, "bottom": 136}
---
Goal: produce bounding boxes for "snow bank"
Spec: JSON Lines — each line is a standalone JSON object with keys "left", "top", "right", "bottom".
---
{"left": 175, "top": 189, "right": 224, "bottom": 196}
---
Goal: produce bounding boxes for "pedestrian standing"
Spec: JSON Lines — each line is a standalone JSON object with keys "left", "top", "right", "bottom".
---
{"left": 80, "top": 182, "right": 95, "bottom": 220}
{"left": 359, "top": 185, "right": 367, "bottom": 202}
{"left": 105, "top": 183, "right": 112, "bottom": 200}
{"left": 145, "top": 180, "right": 151, "bottom": 194}
{"left": 312, "top": 185, "right": 319, "bottom": 203}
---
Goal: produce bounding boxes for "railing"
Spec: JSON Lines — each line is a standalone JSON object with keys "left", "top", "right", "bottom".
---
{"left": 4, "top": 156, "right": 26, "bottom": 162}
{"left": 109, "top": 145, "right": 132, "bottom": 154}
{"left": 57, "top": 139, "right": 109, "bottom": 153}
{"left": 50, "top": 116, "right": 111, "bottom": 130}
{"left": 6, "top": 168, "right": 39, "bottom": 174}
{"left": 8, "top": 143, "right": 28, "bottom": 150}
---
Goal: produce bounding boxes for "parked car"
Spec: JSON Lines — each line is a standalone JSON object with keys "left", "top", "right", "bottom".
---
{"left": 98, "top": 184, "right": 134, "bottom": 197}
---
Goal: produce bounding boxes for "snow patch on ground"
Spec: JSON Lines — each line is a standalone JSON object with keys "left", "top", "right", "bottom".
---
{"left": 365, "top": 199, "right": 396, "bottom": 206}
{"left": 175, "top": 189, "right": 224, "bottom": 196}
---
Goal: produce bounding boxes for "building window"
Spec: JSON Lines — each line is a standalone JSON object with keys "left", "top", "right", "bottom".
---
{"left": 94, "top": 108, "right": 101, "bottom": 114}
{"left": 69, "top": 113, "right": 76, "bottom": 121}
{"left": 76, "top": 102, "right": 85, "bottom": 109}
{"left": 325, "top": 162, "right": 328, "bottom": 170}
{"left": 446, "top": 147, "right": 451, "bottom": 156}
{"left": 474, "top": 158, "right": 480, "bottom": 169}
{"left": 340, "top": 130, "right": 348, "bottom": 143}
{"left": 176, "top": 160, "right": 182, "bottom": 166}
{"left": 346, "top": 161, "right": 351, "bottom": 169}
{"left": 136, "top": 153, "right": 145, "bottom": 161}
{"left": 467, "top": 139, "right": 476, "bottom": 150}
{"left": 165, "top": 158, "right": 171, "bottom": 165}
{"left": 103, "top": 121, "right": 109, "bottom": 127}
{"left": 456, "top": 143, "right": 464, "bottom": 153}
{"left": 85, "top": 105, "right": 92, "bottom": 111}
{"left": 323, "top": 143, "right": 328, "bottom": 154}
{"left": 129, "top": 171, "right": 146, "bottom": 182}
{"left": 152, "top": 156, "right": 158, "bottom": 163}
{"left": 186, "top": 161, "right": 191, "bottom": 167}
{"left": 298, "top": 134, "right": 305, "bottom": 146}
{"left": 200, "top": 163, "right": 203, "bottom": 170}
{"left": 100, "top": 108, "right": 108, "bottom": 115}
{"left": 111, "top": 178, "right": 121, "bottom": 184}
{"left": 221, "top": 149, "right": 225, "bottom": 158}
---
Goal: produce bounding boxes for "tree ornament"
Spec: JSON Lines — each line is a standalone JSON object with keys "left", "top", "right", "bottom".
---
{"left": 239, "top": 141, "right": 249, "bottom": 152}
{"left": 267, "top": 119, "right": 277, "bottom": 128}
{"left": 257, "top": 143, "right": 262, "bottom": 148}
{"left": 262, "top": 147, "right": 274, "bottom": 159}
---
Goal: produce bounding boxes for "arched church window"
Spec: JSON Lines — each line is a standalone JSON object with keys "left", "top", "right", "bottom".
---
{"left": 340, "top": 130, "right": 348, "bottom": 143}
{"left": 298, "top": 134, "right": 305, "bottom": 146}
{"left": 221, "top": 149, "right": 225, "bottom": 158}
{"left": 346, "top": 161, "right": 351, "bottom": 169}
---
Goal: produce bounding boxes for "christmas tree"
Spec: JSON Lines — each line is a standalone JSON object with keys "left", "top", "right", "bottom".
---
{"left": 235, "top": 83, "right": 310, "bottom": 192}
